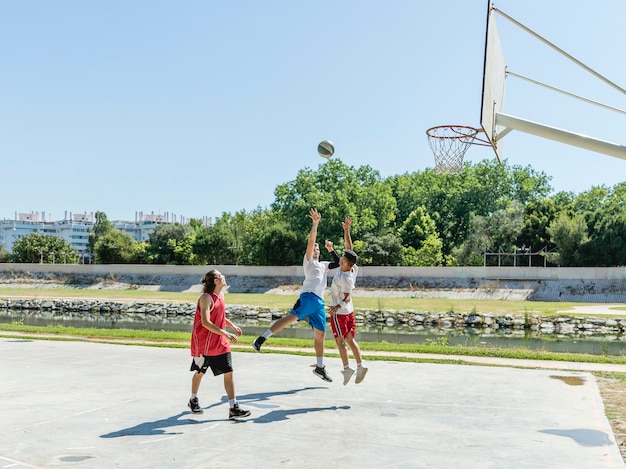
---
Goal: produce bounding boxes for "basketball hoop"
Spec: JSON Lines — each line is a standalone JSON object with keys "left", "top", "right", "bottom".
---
{"left": 426, "top": 125, "right": 491, "bottom": 174}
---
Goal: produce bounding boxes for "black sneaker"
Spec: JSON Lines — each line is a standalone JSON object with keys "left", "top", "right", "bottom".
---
{"left": 313, "top": 366, "right": 333, "bottom": 382}
{"left": 229, "top": 404, "right": 251, "bottom": 420}
{"left": 252, "top": 336, "right": 266, "bottom": 351}
{"left": 188, "top": 397, "right": 203, "bottom": 414}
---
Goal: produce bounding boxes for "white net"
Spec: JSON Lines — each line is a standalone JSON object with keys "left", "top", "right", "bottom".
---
{"left": 426, "top": 126, "right": 480, "bottom": 174}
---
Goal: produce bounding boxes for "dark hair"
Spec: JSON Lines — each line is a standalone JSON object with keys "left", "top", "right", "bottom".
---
{"left": 201, "top": 270, "right": 220, "bottom": 293}
{"left": 344, "top": 249, "right": 358, "bottom": 266}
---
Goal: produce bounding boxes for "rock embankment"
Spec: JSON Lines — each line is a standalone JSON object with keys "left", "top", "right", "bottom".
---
{"left": 2, "top": 298, "right": 626, "bottom": 339}
{"left": 2, "top": 264, "right": 626, "bottom": 302}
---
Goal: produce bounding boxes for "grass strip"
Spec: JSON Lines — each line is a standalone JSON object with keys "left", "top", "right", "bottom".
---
{"left": 3, "top": 323, "right": 626, "bottom": 365}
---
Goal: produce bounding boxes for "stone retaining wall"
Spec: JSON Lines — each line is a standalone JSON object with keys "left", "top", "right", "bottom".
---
{"left": 2, "top": 298, "right": 625, "bottom": 339}
{"left": 2, "top": 263, "right": 626, "bottom": 302}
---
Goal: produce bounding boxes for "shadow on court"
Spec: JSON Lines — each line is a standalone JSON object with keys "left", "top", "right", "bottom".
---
{"left": 100, "top": 387, "right": 347, "bottom": 437}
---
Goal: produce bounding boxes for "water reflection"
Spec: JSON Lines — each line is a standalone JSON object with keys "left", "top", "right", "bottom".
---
{"left": 2, "top": 310, "right": 626, "bottom": 356}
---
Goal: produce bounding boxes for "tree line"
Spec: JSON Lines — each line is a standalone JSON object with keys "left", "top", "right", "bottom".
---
{"left": 3, "top": 158, "right": 625, "bottom": 267}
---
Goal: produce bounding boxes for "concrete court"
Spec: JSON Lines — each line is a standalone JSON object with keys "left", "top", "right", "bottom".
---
{"left": 0, "top": 338, "right": 623, "bottom": 469}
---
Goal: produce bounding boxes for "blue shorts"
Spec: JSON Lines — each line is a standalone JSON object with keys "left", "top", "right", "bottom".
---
{"left": 290, "top": 292, "right": 326, "bottom": 332}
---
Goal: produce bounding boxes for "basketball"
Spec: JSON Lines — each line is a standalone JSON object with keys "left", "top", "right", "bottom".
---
{"left": 317, "top": 140, "right": 334, "bottom": 158}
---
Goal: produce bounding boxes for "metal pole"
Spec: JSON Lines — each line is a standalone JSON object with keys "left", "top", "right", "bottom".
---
{"left": 493, "top": 7, "right": 626, "bottom": 96}
{"left": 495, "top": 113, "right": 626, "bottom": 161}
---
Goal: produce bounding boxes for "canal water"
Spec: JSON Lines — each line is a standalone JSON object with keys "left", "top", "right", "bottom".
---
{"left": 2, "top": 309, "right": 626, "bottom": 357}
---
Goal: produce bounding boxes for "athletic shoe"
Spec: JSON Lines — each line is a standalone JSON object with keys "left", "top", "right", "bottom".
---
{"left": 313, "top": 366, "right": 333, "bottom": 382}
{"left": 341, "top": 367, "right": 355, "bottom": 385}
{"left": 188, "top": 397, "right": 203, "bottom": 414}
{"left": 252, "top": 336, "right": 265, "bottom": 351}
{"left": 229, "top": 404, "right": 251, "bottom": 420}
{"left": 355, "top": 366, "right": 368, "bottom": 384}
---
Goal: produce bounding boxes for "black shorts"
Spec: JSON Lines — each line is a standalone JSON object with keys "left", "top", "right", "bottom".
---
{"left": 190, "top": 352, "right": 233, "bottom": 376}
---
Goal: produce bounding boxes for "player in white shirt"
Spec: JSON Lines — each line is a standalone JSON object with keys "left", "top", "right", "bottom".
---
{"left": 328, "top": 217, "right": 368, "bottom": 385}
{"left": 252, "top": 208, "right": 339, "bottom": 382}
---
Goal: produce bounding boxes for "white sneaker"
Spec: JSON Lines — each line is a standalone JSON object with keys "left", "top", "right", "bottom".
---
{"left": 341, "top": 367, "right": 355, "bottom": 385}
{"left": 355, "top": 366, "right": 368, "bottom": 384}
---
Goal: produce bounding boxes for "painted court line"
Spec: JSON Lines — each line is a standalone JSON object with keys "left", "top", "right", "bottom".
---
{"left": 0, "top": 400, "right": 138, "bottom": 436}
{"left": 0, "top": 456, "right": 46, "bottom": 469}
{"left": 139, "top": 436, "right": 179, "bottom": 444}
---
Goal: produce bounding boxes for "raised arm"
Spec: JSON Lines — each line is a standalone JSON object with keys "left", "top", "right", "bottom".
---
{"left": 342, "top": 216, "right": 353, "bottom": 251}
{"left": 325, "top": 239, "right": 341, "bottom": 269}
{"left": 305, "top": 208, "right": 321, "bottom": 262}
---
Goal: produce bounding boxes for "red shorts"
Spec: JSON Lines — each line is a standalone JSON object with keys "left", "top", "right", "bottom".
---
{"left": 330, "top": 312, "right": 356, "bottom": 339}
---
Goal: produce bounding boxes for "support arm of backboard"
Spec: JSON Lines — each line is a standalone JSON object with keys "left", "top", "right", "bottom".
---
{"left": 492, "top": 7, "right": 626, "bottom": 97}
{"left": 495, "top": 113, "right": 626, "bottom": 161}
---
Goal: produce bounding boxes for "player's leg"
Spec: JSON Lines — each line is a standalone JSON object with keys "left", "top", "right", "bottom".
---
{"left": 223, "top": 370, "right": 235, "bottom": 401}
{"left": 344, "top": 334, "right": 362, "bottom": 364}
{"left": 212, "top": 353, "right": 251, "bottom": 420}
{"left": 345, "top": 334, "right": 368, "bottom": 384}
{"left": 269, "top": 313, "right": 298, "bottom": 334}
{"left": 334, "top": 335, "right": 349, "bottom": 365}
{"left": 332, "top": 314, "right": 356, "bottom": 385}
{"left": 312, "top": 327, "right": 332, "bottom": 382}
{"left": 253, "top": 299, "right": 301, "bottom": 351}
{"left": 330, "top": 313, "right": 350, "bottom": 367}
{"left": 313, "top": 327, "right": 326, "bottom": 359}
{"left": 188, "top": 356, "right": 208, "bottom": 414}
{"left": 191, "top": 371, "right": 204, "bottom": 394}
{"left": 308, "top": 296, "right": 332, "bottom": 382}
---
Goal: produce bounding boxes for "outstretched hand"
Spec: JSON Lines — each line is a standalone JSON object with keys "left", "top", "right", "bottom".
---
{"left": 342, "top": 216, "right": 352, "bottom": 230}
{"left": 309, "top": 208, "right": 321, "bottom": 224}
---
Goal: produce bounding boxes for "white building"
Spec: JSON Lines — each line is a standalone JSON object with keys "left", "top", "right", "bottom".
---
{"left": 0, "top": 211, "right": 212, "bottom": 260}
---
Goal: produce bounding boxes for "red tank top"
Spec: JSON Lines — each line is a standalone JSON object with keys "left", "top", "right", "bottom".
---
{"left": 190, "top": 292, "right": 230, "bottom": 357}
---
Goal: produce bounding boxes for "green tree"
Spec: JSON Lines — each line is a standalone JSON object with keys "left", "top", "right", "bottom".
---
{"left": 582, "top": 183, "right": 626, "bottom": 266}
{"left": 207, "top": 209, "right": 271, "bottom": 266}
{"left": 398, "top": 206, "right": 438, "bottom": 249}
{"left": 272, "top": 158, "right": 397, "bottom": 244}
{"left": 88, "top": 211, "right": 114, "bottom": 255}
{"left": 11, "top": 233, "right": 78, "bottom": 263}
{"left": 517, "top": 195, "right": 570, "bottom": 254}
{"left": 546, "top": 212, "right": 589, "bottom": 266}
{"left": 403, "top": 234, "right": 444, "bottom": 266}
{"left": 131, "top": 242, "right": 149, "bottom": 264}
{"left": 94, "top": 230, "right": 139, "bottom": 264}
{"left": 358, "top": 233, "right": 403, "bottom": 266}
{"left": 587, "top": 211, "right": 626, "bottom": 266}
{"left": 454, "top": 201, "right": 524, "bottom": 266}
{"left": 253, "top": 222, "right": 303, "bottom": 265}
{"left": 570, "top": 185, "right": 609, "bottom": 214}
{"left": 0, "top": 245, "right": 12, "bottom": 262}
{"left": 146, "top": 223, "right": 197, "bottom": 264}
{"left": 192, "top": 223, "right": 238, "bottom": 265}
{"left": 387, "top": 159, "right": 551, "bottom": 260}
{"left": 452, "top": 212, "right": 490, "bottom": 266}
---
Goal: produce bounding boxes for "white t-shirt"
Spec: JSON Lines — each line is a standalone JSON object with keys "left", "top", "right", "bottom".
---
{"left": 301, "top": 254, "right": 331, "bottom": 299}
{"left": 330, "top": 265, "right": 358, "bottom": 315}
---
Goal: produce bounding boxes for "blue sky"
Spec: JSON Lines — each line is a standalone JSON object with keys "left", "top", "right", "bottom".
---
{"left": 1, "top": 1, "right": 625, "bottom": 223}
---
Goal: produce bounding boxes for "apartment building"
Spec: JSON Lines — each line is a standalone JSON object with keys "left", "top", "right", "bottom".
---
{"left": 0, "top": 211, "right": 212, "bottom": 259}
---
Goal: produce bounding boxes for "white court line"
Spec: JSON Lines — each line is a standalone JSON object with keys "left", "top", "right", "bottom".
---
{"left": 0, "top": 456, "right": 46, "bottom": 469}
{"left": 139, "top": 436, "right": 178, "bottom": 444}
{"left": 201, "top": 423, "right": 223, "bottom": 432}
{"left": 52, "top": 447, "right": 95, "bottom": 451}
{"left": 0, "top": 399, "right": 138, "bottom": 436}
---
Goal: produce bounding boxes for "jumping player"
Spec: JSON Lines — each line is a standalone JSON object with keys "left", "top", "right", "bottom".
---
{"left": 253, "top": 208, "right": 339, "bottom": 382}
{"left": 328, "top": 217, "right": 368, "bottom": 385}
